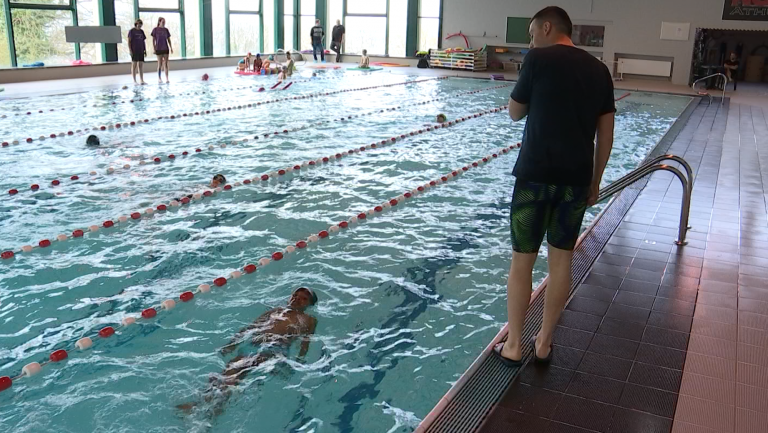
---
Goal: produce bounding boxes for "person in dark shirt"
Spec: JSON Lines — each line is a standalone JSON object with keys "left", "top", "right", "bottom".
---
{"left": 331, "top": 19, "right": 345, "bottom": 63}
{"left": 127, "top": 19, "right": 147, "bottom": 85}
{"left": 723, "top": 52, "right": 739, "bottom": 91}
{"left": 310, "top": 19, "right": 325, "bottom": 62}
{"left": 494, "top": 6, "right": 615, "bottom": 367}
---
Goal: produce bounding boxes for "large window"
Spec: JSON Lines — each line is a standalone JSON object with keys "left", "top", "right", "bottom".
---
{"left": 283, "top": 0, "right": 294, "bottom": 50}
{"left": 299, "top": 0, "right": 314, "bottom": 51}
{"left": 418, "top": 0, "right": 440, "bottom": 51}
{"left": 326, "top": 0, "right": 342, "bottom": 46}
{"left": 262, "top": 0, "right": 274, "bottom": 53}
{"left": 344, "top": 0, "right": 385, "bottom": 55}
{"left": 212, "top": 0, "right": 226, "bottom": 56}
{"left": 388, "top": 0, "right": 407, "bottom": 57}
{"left": 9, "top": 3, "right": 77, "bottom": 66}
{"left": 0, "top": 2, "right": 12, "bottom": 67}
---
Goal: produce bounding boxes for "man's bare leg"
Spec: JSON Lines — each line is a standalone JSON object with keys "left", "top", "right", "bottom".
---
{"left": 536, "top": 244, "right": 574, "bottom": 358}
{"left": 500, "top": 251, "right": 538, "bottom": 361}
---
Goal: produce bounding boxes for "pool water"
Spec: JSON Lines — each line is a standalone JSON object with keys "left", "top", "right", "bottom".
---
{"left": 0, "top": 72, "right": 691, "bottom": 433}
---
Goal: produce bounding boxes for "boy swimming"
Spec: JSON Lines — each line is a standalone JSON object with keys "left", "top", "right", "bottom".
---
{"left": 86, "top": 135, "right": 101, "bottom": 146}
{"left": 175, "top": 174, "right": 226, "bottom": 202}
{"left": 176, "top": 287, "right": 318, "bottom": 417}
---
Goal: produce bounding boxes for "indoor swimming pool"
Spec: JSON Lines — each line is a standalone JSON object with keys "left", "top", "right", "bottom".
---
{"left": 0, "top": 72, "right": 692, "bottom": 433}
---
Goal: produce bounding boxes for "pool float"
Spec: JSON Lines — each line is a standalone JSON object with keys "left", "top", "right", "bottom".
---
{"left": 282, "top": 82, "right": 294, "bottom": 90}
{"left": 370, "top": 62, "right": 408, "bottom": 67}
{"left": 347, "top": 67, "right": 383, "bottom": 71}
{"left": 71, "top": 60, "right": 91, "bottom": 66}
{"left": 22, "top": 62, "right": 45, "bottom": 67}
{"left": 234, "top": 70, "right": 261, "bottom": 75}
{"left": 270, "top": 81, "right": 282, "bottom": 90}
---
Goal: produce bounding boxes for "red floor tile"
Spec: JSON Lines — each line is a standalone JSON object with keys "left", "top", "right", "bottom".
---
{"left": 673, "top": 394, "right": 734, "bottom": 432}
{"left": 738, "top": 343, "right": 768, "bottom": 368}
{"left": 739, "top": 326, "right": 768, "bottom": 347}
{"left": 684, "top": 352, "right": 736, "bottom": 382}
{"left": 736, "top": 383, "right": 768, "bottom": 413}
{"left": 671, "top": 420, "right": 721, "bottom": 433}
{"left": 734, "top": 408, "right": 768, "bottom": 433}
{"left": 739, "top": 311, "right": 768, "bottom": 332}
{"left": 679, "top": 371, "right": 735, "bottom": 405}
{"left": 737, "top": 362, "right": 768, "bottom": 389}
{"left": 687, "top": 333, "right": 737, "bottom": 360}
{"left": 693, "top": 304, "right": 738, "bottom": 325}
{"left": 691, "top": 317, "right": 738, "bottom": 341}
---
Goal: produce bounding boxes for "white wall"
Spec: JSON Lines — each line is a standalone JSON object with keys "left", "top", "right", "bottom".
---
{"left": 441, "top": 0, "right": 768, "bottom": 85}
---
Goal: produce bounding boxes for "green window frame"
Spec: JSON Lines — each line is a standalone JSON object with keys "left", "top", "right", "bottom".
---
{"left": 134, "top": 0, "right": 187, "bottom": 58}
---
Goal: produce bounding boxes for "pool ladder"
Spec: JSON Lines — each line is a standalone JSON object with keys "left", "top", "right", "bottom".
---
{"left": 596, "top": 154, "right": 693, "bottom": 245}
{"left": 692, "top": 73, "right": 728, "bottom": 105}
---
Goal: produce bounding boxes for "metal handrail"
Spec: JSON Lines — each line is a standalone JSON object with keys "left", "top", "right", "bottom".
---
{"left": 596, "top": 159, "right": 692, "bottom": 245}
{"left": 692, "top": 73, "right": 727, "bottom": 104}
{"left": 599, "top": 154, "right": 693, "bottom": 199}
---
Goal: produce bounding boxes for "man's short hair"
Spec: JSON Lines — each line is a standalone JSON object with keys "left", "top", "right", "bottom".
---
{"left": 531, "top": 6, "right": 573, "bottom": 37}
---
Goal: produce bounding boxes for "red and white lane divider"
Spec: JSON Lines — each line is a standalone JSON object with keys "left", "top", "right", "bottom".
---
{"left": 0, "top": 129, "right": 520, "bottom": 394}
{"left": 3, "top": 84, "right": 512, "bottom": 199}
{"left": 0, "top": 75, "right": 345, "bottom": 119}
{"left": 615, "top": 92, "right": 631, "bottom": 102}
{"left": 0, "top": 104, "right": 509, "bottom": 259}
{"left": 0, "top": 77, "right": 445, "bottom": 148}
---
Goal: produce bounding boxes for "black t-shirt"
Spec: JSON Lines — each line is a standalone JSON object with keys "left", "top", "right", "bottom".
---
{"left": 310, "top": 25, "right": 324, "bottom": 44}
{"left": 510, "top": 44, "right": 615, "bottom": 187}
{"left": 332, "top": 25, "right": 345, "bottom": 43}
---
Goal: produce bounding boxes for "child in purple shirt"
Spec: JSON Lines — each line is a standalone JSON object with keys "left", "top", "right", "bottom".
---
{"left": 128, "top": 19, "right": 147, "bottom": 85}
{"left": 151, "top": 17, "right": 173, "bottom": 83}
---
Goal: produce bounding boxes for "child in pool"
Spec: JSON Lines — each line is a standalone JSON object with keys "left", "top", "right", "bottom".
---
{"left": 277, "top": 66, "right": 287, "bottom": 81}
{"left": 175, "top": 174, "right": 226, "bottom": 202}
{"left": 262, "top": 55, "right": 274, "bottom": 75}
{"left": 252, "top": 54, "right": 263, "bottom": 73}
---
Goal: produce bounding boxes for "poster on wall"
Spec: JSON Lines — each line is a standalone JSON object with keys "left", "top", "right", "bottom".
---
{"left": 723, "top": 0, "right": 768, "bottom": 21}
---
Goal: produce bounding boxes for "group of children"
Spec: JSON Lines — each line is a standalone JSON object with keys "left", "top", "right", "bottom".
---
{"left": 238, "top": 52, "right": 296, "bottom": 80}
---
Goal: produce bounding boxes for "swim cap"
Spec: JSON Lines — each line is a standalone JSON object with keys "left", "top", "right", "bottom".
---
{"left": 269, "top": 55, "right": 274, "bottom": 61}
{"left": 294, "top": 287, "right": 318, "bottom": 305}
{"left": 86, "top": 135, "right": 100, "bottom": 146}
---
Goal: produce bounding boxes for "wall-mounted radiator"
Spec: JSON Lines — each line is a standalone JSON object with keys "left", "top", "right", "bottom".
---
{"left": 617, "top": 58, "right": 673, "bottom": 78}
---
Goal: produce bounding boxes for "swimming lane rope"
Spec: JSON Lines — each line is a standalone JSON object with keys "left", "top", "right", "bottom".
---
{"left": 0, "top": 77, "right": 445, "bottom": 148}
{"left": 3, "top": 83, "right": 512, "bottom": 199}
{"left": 0, "top": 114, "right": 519, "bottom": 393}
{"left": 0, "top": 104, "right": 510, "bottom": 259}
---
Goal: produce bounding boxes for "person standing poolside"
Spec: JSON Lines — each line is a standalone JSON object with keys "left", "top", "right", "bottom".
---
{"left": 151, "top": 17, "right": 173, "bottom": 84}
{"left": 310, "top": 19, "right": 325, "bottom": 62}
{"left": 494, "top": 6, "right": 615, "bottom": 366}
{"left": 723, "top": 52, "right": 739, "bottom": 91}
{"left": 127, "top": 19, "right": 147, "bottom": 85}
{"left": 331, "top": 19, "right": 345, "bottom": 63}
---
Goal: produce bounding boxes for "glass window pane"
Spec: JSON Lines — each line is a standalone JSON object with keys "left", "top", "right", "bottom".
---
{"left": 327, "top": 0, "right": 342, "bottom": 44}
{"left": 284, "top": 16, "right": 294, "bottom": 50}
{"left": 230, "top": 0, "right": 259, "bottom": 12}
{"left": 185, "top": 0, "right": 201, "bottom": 56}
{"left": 284, "top": 0, "right": 293, "bottom": 15}
{"left": 140, "top": 12, "right": 181, "bottom": 58}
{"left": 0, "top": 4, "right": 10, "bottom": 67}
{"left": 230, "top": 14, "right": 260, "bottom": 55}
{"left": 347, "top": 0, "right": 386, "bottom": 15}
{"left": 418, "top": 17, "right": 439, "bottom": 51}
{"left": 138, "top": 0, "right": 179, "bottom": 8}
{"left": 419, "top": 0, "right": 440, "bottom": 17}
{"left": 12, "top": 9, "right": 75, "bottom": 66}
{"left": 76, "top": 0, "right": 101, "bottom": 63}
{"left": 300, "top": 15, "right": 314, "bottom": 51}
{"left": 345, "top": 16, "right": 385, "bottom": 55}
{"left": 10, "top": 0, "right": 69, "bottom": 4}
{"left": 300, "top": 0, "right": 314, "bottom": 16}
{"left": 212, "top": 0, "right": 226, "bottom": 56}
{"left": 388, "top": 0, "right": 407, "bottom": 57}
{"left": 263, "top": 0, "right": 274, "bottom": 53}
{"left": 115, "top": 0, "right": 134, "bottom": 62}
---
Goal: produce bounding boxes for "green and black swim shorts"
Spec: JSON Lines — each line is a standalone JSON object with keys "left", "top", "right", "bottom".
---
{"left": 510, "top": 180, "right": 590, "bottom": 254}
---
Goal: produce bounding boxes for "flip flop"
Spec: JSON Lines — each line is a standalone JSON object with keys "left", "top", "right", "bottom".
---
{"left": 531, "top": 336, "right": 553, "bottom": 364}
{"left": 493, "top": 342, "right": 524, "bottom": 368}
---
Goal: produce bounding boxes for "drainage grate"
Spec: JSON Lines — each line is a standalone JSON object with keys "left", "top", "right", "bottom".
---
{"left": 424, "top": 97, "right": 704, "bottom": 433}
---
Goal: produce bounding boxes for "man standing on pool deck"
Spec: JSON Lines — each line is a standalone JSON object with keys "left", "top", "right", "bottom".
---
{"left": 494, "top": 6, "right": 615, "bottom": 366}
{"left": 151, "top": 17, "right": 173, "bottom": 84}
{"left": 310, "top": 19, "right": 326, "bottom": 62}
{"left": 331, "top": 19, "right": 345, "bottom": 63}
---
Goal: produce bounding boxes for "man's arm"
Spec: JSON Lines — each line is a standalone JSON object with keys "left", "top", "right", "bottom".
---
{"left": 588, "top": 112, "right": 615, "bottom": 206}
{"left": 508, "top": 98, "right": 528, "bottom": 121}
{"left": 298, "top": 317, "right": 318, "bottom": 359}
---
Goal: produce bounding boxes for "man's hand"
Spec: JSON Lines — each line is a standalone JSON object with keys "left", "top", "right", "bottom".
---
{"left": 587, "top": 183, "right": 600, "bottom": 207}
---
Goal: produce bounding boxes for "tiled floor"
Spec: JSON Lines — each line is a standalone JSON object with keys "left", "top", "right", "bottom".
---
{"left": 479, "top": 96, "right": 768, "bottom": 432}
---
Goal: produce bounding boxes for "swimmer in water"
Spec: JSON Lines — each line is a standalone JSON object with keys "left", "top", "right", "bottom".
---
{"left": 176, "top": 174, "right": 226, "bottom": 201}
{"left": 176, "top": 287, "right": 318, "bottom": 417}
{"left": 436, "top": 113, "right": 447, "bottom": 123}
{"left": 277, "top": 66, "right": 287, "bottom": 81}
{"left": 86, "top": 135, "right": 101, "bottom": 146}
